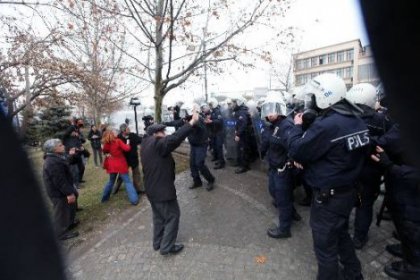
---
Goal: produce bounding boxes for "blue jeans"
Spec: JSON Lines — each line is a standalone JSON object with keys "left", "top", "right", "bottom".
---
{"left": 101, "top": 173, "right": 139, "bottom": 205}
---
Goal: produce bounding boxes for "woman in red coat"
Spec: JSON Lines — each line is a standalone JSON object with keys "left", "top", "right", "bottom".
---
{"left": 101, "top": 129, "right": 139, "bottom": 205}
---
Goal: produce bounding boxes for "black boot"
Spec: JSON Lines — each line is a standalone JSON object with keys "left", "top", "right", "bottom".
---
{"left": 267, "top": 227, "right": 291, "bottom": 239}
{"left": 384, "top": 261, "right": 420, "bottom": 280}
{"left": 353, "top": 236, "right": 368, "bottom": 250}
{"left": 386, "top": 243, "right": 403, "bottom": 258}
{"left": 235, "top": 166, "right": 249, "bottom": 174}
{"left": 214, "top": 162, "right": 225, "bottom": 169}
{"left": 189, "top": 182, "right": 203, "bottom": 189}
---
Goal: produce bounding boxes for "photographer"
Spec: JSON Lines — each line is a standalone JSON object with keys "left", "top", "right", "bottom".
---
{"left": 62, "top": 119, "right": 86, "bottom": 187}
{"left": 88, "top": 125, "right": 103, "bottom": 167}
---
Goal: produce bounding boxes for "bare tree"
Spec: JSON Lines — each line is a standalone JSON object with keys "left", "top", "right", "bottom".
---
{"left": 116, "top": 0, "right": 293, "bottom": 121}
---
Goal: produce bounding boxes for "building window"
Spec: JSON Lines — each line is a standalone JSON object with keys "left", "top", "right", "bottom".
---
{"left": 296, "top": 60, "right": 303, "bottom": 70}
{"left": 358, "top": 64, "right": 379, "bottom": 81}
{"left": 337, "top": 51, "right": 345, "bottom": 63}
{"left": 328, "top": 53, "right": 335, "bottom": 64}
{"left": 346, "top": 49, "right": 354, "bottom": 61}
{"left": 311, "top": 57, "right": 318, "bottom": 67}
{"left": 344, "top": 67, "right": 353, "bottom": 78}
{"left": 319, "top": 55, "right": 327, "bottom": 65}
{"left": 336, "top": 68, "right": 344, "bottom": 77}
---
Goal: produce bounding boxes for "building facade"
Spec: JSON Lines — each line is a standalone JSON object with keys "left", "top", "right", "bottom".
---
{"left": 293, "top": 39, "right": 379, "bottom": 89}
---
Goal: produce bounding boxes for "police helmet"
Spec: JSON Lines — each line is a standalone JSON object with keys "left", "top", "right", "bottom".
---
{"left": 230, "top": 94, "right": 245, "bottom": 107}
{"left": 179, "top": 102, "right": 199, "bottom": 118}
{"left": 208, "top": 97, "right": 218, "bottom": 108}
{"left": 346, "top": 83, "right": 377, "bottom": 109}
{"left": 261, "top": 93, "right": 287, "bottom": 118}
{"left": 200, "top": 102, "right": 210, "bottom": 113}
{"left": 303, "top": 73, "right": 346, "bottom": 110}
{"left": 144, "top": 108, "right": 154, "bottom": 117}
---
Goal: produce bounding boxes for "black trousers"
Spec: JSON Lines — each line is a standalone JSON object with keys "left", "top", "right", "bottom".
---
{"left": 51, "top": 197, "right": 72, "bottom": 237}
{"left": 311, "top": 189, "right": 362, "bottom": 280}
{"left": 150, "top": 200, "right": 180, "bottom": 254}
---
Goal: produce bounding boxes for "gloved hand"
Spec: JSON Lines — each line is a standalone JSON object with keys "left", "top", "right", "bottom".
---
{"left": 371, "top": 146, "right": 394, "bottom": 170}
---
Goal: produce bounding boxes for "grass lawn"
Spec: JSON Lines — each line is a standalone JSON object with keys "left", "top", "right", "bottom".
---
{"left": 28, "top": 145, "right": 189, "bottom": 251}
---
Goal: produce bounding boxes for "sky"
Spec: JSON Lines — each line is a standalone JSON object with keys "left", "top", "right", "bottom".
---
{"left": 0, "top": 0, "right": 370, "bottom": 109}
{"left": 179, "top": 0, "right": 370, "bottom": 104}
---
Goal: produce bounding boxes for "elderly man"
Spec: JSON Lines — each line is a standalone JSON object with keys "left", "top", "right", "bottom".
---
{"left": 43, "top": 139, "right": 79, "bottom": 240}
{"left": 141, "top": 110, "right": 198, "bottom": 255}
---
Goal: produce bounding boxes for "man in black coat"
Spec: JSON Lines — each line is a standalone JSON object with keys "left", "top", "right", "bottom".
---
{"left": 43, "top": 139, "right": 79, "bottom": 240}
{"left": 140, "top": 111, "right": 198, "bottom": 255}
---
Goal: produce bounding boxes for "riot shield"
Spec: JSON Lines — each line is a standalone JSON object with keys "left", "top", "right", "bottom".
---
{"left": 223, "top": 116, "right": 238, "bottom": 165}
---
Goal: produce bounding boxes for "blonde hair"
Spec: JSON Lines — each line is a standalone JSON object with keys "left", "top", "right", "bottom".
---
{"left": 102, "top": 130, "right": 116, "bottom": 144}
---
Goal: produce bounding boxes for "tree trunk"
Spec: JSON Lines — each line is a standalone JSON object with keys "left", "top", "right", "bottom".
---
{"left": 153, "top": 0, "right": 165, "bottom": 123}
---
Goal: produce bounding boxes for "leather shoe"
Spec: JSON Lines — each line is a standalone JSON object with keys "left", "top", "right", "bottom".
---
{"left": 189, "top": 182, "right": 203, "bottom": 189}
{"left": 386, "top": 243, "right": 403, "bottom": 258}
{"left": 353, "top": 236, "right": 368, "bottom": 250}
{"left": 206, "top": 181, "right": 215, "bottom": 191}
{"left": 299, "top": 196, "right": 312, "bottom": 206}
{"left": 292, "top": 211, "right": 302, "bottom": 222}
{"left": 160, "top": 244, "right": 184, "bottom": 255}
{"left": 60, "top": 231, "right": 79, "bottom": 241}
{"left": 76, "top": 207, "right": 84, "bottom": 212}
{"left": 267, "top": 227, "right": 291, "bottom": 239}
{"left": 153, "top": 245, "right": 160, "bottom": 251}
{"left": 235, "top": 167, "right": 249, "bottom": 174}
{"left": 384, "top": 261, "right": 420, "bottom": 280}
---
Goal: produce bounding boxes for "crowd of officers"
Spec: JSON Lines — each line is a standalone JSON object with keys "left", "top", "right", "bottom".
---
{"left": 161, "top": 73, "right": 419, "bottom": 280}
{"left": 41, "top": 72, "right": 419, "bottom": 279}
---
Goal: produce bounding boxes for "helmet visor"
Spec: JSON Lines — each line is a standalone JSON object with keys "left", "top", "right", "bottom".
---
{"left": 261, "top": 102, "right": 282, "bottom": 118}
{"left": 304, "top": 93, "right": 317, "bottom": 111}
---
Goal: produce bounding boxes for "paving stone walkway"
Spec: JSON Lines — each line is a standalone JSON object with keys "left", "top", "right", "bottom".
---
{"left": 67, "top": 161, "right": 398, "bottom": 280}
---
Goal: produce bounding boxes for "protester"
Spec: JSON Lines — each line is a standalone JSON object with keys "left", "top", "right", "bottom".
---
{"left": 141, "top": 110, "right": 198, "bottom": 255}
{"left": 101, "top": 129, "right": 139, "bottom": 205}
{"left": 42, "top": 139, "right": 79, "bottom": 240}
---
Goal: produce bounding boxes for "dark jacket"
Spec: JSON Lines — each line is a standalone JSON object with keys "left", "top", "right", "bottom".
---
{"left": 260, "top": 117, "right": 294, "bottom": 169}
{"left": 141, "top": 124, "right": 193, "bottom": 202}
{"left": 88, "top": 129, "right": 102, "bottom": 150}
{"left": 43, "top": 153, "right": 76, "bottom": 198}
{"left": 187, "top": 117, "right": 209, "bottom": 146}
{"left": 234, "top": 105, "right": 251, "bottom": 137}
{"left": 118, "top": 132, "right": 142, "bottom": 167}
{"left": 288, "top": 104, "right": 369, "bottom": 190}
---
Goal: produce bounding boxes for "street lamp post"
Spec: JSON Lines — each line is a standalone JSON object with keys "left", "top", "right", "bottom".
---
{"left": 129, "top": 97, "right": 141, "bottom": 135}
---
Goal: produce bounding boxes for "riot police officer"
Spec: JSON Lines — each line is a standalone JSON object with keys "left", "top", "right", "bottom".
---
{"left": 260, "top": 93, "right": 300, "bottom": 238}
{"left": 346, "top": 83, "right": 393, "bottom": 249}
{"left": 180, "top": 103, "right": 215, "bottom": 191}
{"left": 231, "top": 95, "right": 252, "bottom": 174}
{"left": 207, "top": 98, "right": 226, "bottom": 169}
{"left": 288, "top": 73, "right": 367, "bottom": 280}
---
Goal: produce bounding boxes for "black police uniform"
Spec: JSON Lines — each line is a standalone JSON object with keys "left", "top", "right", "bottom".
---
{"left": 233, "top": 105, "right": 252, "bottom": 173}
{"left": 376, "top": 124, "right": 420, "bottom": 279}
{"left": 209, "top": 106, "right": 225, "bottom": 167}
{"left": 260, "top": 116, "right": 295, "bottom": 235}
{"left": 288, "top": 102, "right": 368, "bottom": 280}
{"left": 188, "top": 117, "right": 215, "bottom": 187}
{"left": 353, "top": 105, "right": 393, "bottom": 248}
